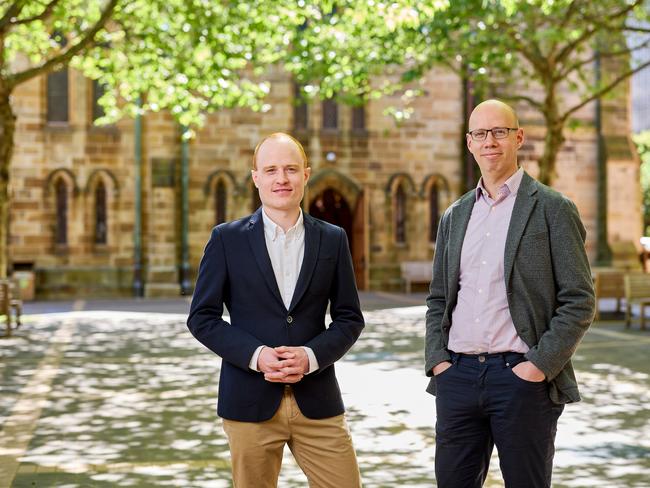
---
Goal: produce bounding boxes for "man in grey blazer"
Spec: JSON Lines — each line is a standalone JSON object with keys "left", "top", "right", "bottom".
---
{"left": 425, "top": 99, "right": 595, "bottom": 488}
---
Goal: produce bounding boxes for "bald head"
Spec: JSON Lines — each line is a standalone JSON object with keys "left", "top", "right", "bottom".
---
{"left": 253, "top": 132, "right": 308, "bottom": 170}
{"left": 469, "top": 99, "right": 519, "bottom": 130}
{"left": 466, "top": 99, "right": 524, "bottom": 193}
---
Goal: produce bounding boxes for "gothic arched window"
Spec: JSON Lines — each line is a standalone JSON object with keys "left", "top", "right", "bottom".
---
{"left": 215, "top": 180, "right": 227, "bottom": 225}
{"left": 55, "top": 179, "right": 68, "bottom": 245}
{"left": 95, "top": 181, "right": 107, "bottom": 244}
{"left": 394, "top": 184, "right": 407, "bottom": 244}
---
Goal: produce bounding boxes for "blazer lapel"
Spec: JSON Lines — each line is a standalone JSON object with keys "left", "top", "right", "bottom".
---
{"left": 448, "top": 193, "right": 475, "bottom": 299}
{"left": 247, "top": 209, "right": 286, "bottom": 309}
{"left": 504, "top": 172, "right": 538, "bottom": 286}
{"left": 289, "top": 214, "right": 321, "bottom": 312}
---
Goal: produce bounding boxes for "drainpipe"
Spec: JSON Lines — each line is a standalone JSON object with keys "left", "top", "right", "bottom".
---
{"left": 179, "top": 126, "right": 191, "bottom": 295}
{"left": 133, "top": 97, "right": 144, "bottom": 297}
{"left": 462, "top": 71, "right": 477, "bottom": 193}
{"left": 594, "top": 48, "right": 612, "bottom": 266}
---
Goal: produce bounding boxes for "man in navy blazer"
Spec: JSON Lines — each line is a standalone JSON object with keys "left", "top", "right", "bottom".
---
{"left": 188, "top": 132, "right": 364, "bottom": 487}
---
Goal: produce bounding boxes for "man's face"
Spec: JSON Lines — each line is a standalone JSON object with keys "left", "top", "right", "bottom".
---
{"left": 252, "top": 137, "right": 310, "bottom": 213}
{"left": 466, "top": 103, "right": 524, "bottom": 182}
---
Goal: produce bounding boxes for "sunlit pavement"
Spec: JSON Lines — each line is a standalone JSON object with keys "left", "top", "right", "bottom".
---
{"left": 1, "top": 294, "right": 649, "bottom": 487}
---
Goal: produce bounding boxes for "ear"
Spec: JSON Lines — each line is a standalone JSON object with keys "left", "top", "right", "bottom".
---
{"left": 303, "top": 166, "right": 311, "bottom": 185}
{"left": 466, "top": 133, "right": 473, "bottom": 151}
{"left": 516, "top": 128, "right": 525, "bottom": 149}
{"left": 251, "top": 169, "right": 259, "bottom": 188}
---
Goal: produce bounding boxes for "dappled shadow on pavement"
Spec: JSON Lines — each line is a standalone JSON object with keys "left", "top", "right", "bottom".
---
{"left": 1, "top": 308, "right": 649, "bottom": 487}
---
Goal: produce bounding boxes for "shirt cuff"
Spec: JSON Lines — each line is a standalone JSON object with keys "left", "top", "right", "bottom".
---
{"left": 249, "top": 345, "right": 265, "bottom": 372}
{"left": 302, "top": 346, "right": 319, "bottom": 374}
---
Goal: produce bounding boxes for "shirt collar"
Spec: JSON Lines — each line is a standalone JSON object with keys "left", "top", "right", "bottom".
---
{"left": 475, "top": 167, "right": 524, "bottom": 202}
{"left": 262, "top": 208, "right": 304, "bottom": 241}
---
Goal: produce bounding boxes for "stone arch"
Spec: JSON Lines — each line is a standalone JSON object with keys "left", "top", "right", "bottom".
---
{"left": 421, "top": 173, "right": 451, "bottom": 244}
{"left": 420, "top": 173, "right": 451, "bottom": 199}
{"left": 203, "top": 169, "right": 238, "bottom": 197}
{"left": 203, "top": 169, "right": 239, "bottom": 224}
{"left": 84, "top": 169, "right": 119, "bottom": 248}
{"left": 385, "top": 172, "right": 417, "bottom": 246}
{"left": 306, "top": 170, "right": 366, "bottom": 289}
{"left": 242, "top": 172, "right": 261, "bottom": 213}
{"left": 44, "top": 168, "right": 77, "bottom": 248}
{"left": 44, "top": 168, "right": 78, "bottom": 197}
{"left": 385, "top": 172, "right": 416, "bottom": 196}
{"left": 85, "top": 169, "right": 120, "bottom": 196}
{"left": 306, "top": 169, "right": 362, "bottom": 211}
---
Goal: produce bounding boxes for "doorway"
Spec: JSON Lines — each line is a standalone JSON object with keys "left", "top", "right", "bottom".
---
{"left": 309, "top": 188, "right": 367, "bottom": 289}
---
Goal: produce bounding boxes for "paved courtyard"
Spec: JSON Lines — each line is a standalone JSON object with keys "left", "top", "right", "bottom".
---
{"left": 1, "top": 293, "right": 649, "bottom": 487}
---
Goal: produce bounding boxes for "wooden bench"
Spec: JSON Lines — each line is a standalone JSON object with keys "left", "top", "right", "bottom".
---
{"left": 400, "top": 261, "right": 432, "bottom": 293}
{"left": 593, "top": 270, "right": 626, "bottom": 320}
{"left": 1, "top": 278, "right": 23, "bottom": 337}
{"left": 624, "top": 273, "right": 650, "bottom": 330}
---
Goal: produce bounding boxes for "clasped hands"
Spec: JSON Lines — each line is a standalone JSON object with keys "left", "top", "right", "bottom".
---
{"left": 257, "top": 346, "right": 309, "bottom": 383}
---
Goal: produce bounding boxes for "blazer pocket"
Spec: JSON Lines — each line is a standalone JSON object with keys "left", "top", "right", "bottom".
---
{"left": 521, "top": 230, "right": 548, "bottom": 242}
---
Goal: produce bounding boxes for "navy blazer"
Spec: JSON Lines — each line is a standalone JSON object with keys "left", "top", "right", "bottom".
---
{"left": 187, "top": 208, "right": 365, "bottom": 421}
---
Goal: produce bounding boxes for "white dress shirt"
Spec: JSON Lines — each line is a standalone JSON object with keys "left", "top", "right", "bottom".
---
{"left": 249, "top": 208, "right": 319, "bottom": 373}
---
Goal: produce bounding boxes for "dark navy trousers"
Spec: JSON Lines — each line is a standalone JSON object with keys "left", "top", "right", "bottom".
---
{"left": 434, "top": 352, "right": 564, "bottom": 488}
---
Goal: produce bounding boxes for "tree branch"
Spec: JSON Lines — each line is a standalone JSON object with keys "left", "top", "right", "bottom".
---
{"left": 493, "top": 16, "right": 546, "bottom": 72}
{"left": 556, "top": 37, "right": 650, "bottom": 81}
{"left": 492, "top": 92, "right": 545, "bottom": 112}
{"left": 624, "top": 24, "right": 650, "bottom": 34}
{"left": 0, "top": 0, "right": 26, "bottom": 33}
{"left": 557, "top": 0, "right": 583, "bottom": 30}
{"left": 7, "top": 0, "right": 119, "bottom": 88}
{"left": 10, "top": 0, "right": 63, "bottom": 26}
{"left": 562, "top": 58, "right": 650, "bottom": 122}
{"left": 554, "top": 0, "right": 643, "bottom": 65}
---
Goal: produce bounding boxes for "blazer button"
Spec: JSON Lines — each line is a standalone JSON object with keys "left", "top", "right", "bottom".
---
{"left": 286, "top": 315, "right": 293, "bottom": 324}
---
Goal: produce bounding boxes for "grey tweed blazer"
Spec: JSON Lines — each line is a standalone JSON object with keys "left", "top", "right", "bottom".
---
{"left": 425, "top": 171, "right": 595, "bottom": 404}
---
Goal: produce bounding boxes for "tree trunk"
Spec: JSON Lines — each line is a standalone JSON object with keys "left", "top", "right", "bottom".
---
{"left": 0, "top": 90, "right": 15, "bottom": 279}
{"left": 537, "top": 84, "right": 565, "bottom": 186}
{"left": 537, "top": 121, "right": 565, "bottom": 186}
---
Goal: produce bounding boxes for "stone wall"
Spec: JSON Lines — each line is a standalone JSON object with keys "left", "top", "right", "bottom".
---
{"left": 7, "top": 64, "right": 642, "bottom": 297}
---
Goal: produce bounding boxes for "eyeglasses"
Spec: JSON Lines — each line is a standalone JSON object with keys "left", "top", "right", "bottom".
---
{"left": 467, "top": 127, "right": 518, "bottom": 141}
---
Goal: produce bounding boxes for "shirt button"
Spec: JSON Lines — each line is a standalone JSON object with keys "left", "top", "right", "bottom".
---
{"left": 287, "top": 315, "right": 293, "bottom": 324}
{"left": 475, "top": 318, "right": 479, "bottom": 323}
{"left": 482, "top": 261, "right": 487, "bottom": 265}
{"left": 486, "top": 232, "right": 490, "bottom": 237}
{"left": 478, "top": 289, "right": 482, "bottom": 293}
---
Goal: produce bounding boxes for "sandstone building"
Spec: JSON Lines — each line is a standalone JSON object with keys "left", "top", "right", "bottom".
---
{"left": 8, "top": 66, "right": 642, "bottom": 298}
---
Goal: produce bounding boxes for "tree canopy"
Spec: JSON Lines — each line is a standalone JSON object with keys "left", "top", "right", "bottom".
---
{"left": 1, "top": 0, "right": 649, "bottom": 277}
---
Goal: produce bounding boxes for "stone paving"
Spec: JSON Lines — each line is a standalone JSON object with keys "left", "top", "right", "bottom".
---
{"left": 0, "top": 293, "right": 649, "bottom": 487}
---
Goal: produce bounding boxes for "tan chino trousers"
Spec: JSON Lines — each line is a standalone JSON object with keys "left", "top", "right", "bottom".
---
{"left": 222, "top": 386, "right": 362, "bottom": 488}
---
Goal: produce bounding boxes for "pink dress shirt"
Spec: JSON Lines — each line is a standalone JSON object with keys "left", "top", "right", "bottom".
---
{"left": 448, "top": 168, "right": 529, "bottom": 354}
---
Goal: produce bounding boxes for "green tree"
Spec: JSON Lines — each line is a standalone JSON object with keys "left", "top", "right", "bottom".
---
{"left": 0, "top": 0, "right": 302, "bottom": 277}
{"left": 0, "top": 0, "right": 449, "bottom": 278}
{"left": 288, "top": 0, "right": 650, "bottom": 185}
{"left": 414, "top": 0, "right": 650, "bottom": 185}
{"left": 634, "top": 131, "right": 650, "bottom": 235}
